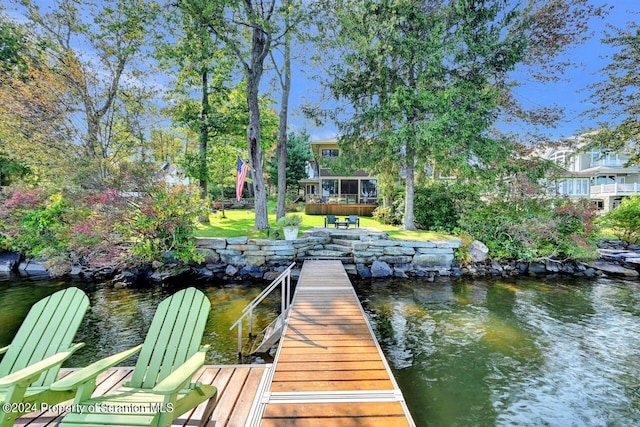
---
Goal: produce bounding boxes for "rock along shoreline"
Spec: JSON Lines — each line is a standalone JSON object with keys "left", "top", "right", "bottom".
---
{"left": 1, "top": 231, "right": 638, "bottom": 285}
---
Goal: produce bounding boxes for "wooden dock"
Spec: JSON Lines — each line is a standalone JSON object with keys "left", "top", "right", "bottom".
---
{"left": 16, "top": 365, "right": 270, "bottom": 427}
{"left": 16, "top": 260, "right": 414, "bottom": 426}
{"left": 249, "top": 260, "right": 415, "bottom": 426}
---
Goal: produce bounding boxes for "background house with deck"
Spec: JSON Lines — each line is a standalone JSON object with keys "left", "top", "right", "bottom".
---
{"left": 537, "top": 137, "right": 639, "bottom": 211}
{"left": 299, "top": 137, "right": 379, "bottom": 216}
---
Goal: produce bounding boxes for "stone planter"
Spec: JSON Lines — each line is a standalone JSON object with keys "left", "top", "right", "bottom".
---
{"left": 283, "top": 226, "right": 299, "bottom": 240}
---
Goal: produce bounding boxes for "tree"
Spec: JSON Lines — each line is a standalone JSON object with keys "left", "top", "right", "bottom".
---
{"left": 585, "top": 20, "right": 640, "bottom": 165}
{"left": 309, "top": 0, "right": 608, "bottom": 230}
{"left": 268, "top": 130, "right": 312, "bottom": 190}
{"left": 12, "top": 0, "right": 161, "bottom": 187}
{"left": 317, "top": 0, "right": 526, "bottom": 229}
{"left": 0, "top": 9, "right": 29, "bottom": 74}
{"left": 272, "top": 0, "right": 293, "bottom": 220}
{"left": 177, "top": 82, "right": 279, "bottom": 202}
{"left": 177, "top": 0, "right": 301, "bottom": 230}
{"left": 148, "top": 129, "right": 185, "bottom": 164}
{"left": 159, "top": 1, "right": 235, "bottom": 200}
{"left": 0, "top": 12, "right": 72, "bottom": 182}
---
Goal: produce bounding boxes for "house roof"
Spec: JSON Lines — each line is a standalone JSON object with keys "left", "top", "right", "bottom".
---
{"left": 310, "top": 137, "right": 338, "bottom": 145}
{"left": 573, "top": 165, "right": 640, "bottom": 176}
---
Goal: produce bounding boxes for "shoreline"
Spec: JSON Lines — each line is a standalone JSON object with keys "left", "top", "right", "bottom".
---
{"left": 1, "top": 233, "right": 638, "bottom": 284}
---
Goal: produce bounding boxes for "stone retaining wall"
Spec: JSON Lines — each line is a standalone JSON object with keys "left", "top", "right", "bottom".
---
{"left": 194, "top": 229, "right": 462, "bottom": 279}
{"left": 7, "top": 234, "right": 637, "bottom": 283}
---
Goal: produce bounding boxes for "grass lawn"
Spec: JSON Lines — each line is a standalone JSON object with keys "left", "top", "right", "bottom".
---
{"left": 195, "top": 204, "right": 454, "bottom": 241}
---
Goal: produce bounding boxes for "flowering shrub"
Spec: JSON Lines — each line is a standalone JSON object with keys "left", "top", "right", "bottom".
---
{"left": 126, "top": 184, "right": 206, "bottom": 263}
{"left": 0, "top": 184, "right": 207, "bottom": 276}
{"left": 458, "top": 180, "right": 598, "bottom": 262}
{"left": 63, "top": 189, "right": 129, "bottom": 270}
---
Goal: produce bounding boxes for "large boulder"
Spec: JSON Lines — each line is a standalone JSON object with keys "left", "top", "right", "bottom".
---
{"left": 357, "top": 264, "right": 372, "bottom": 278}
{"left": 371, "top": 260, "right": 393, "bottom": 277}
{"left": 468, "top": 240, "right": 489, "bottom": 263}
{"left": 588, "top": 261, "right": 639, "bottom": 277}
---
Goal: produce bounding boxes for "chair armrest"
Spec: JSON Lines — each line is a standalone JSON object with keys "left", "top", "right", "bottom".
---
{"left": 151, "top": 346, "right": 209, "bottom": 395}
{"left": 0, "top": 346, "right": 8, "bottom": 355}
{"left": 51, "top": 344, "right": 142, "bottom": 391}
{"left": 0, "top": 343, "right": 84, "bottom": 388}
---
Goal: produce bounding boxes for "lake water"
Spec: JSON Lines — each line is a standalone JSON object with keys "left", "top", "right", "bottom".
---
{"left": 1, "top": 274, "right": 639, "bottom": 426}
{"left": 0, "top": 275, "right": 278, "bottom": 366}
{"left": 355, "top": 276, "right": 640, "bottom": 426}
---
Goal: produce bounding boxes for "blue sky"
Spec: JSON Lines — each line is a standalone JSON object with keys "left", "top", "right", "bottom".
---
{"left": 8, "top": 0, "right": 639, "bottom": 143}
{"left": 287, "top": 1, "right": 640, "bottom": 142}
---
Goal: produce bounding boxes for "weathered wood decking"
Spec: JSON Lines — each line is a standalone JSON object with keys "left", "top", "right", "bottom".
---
{"left": 250, "top": 260, "right": 415, "bottom": 426}
{"left": 16, "top": 365, "right": 269, "bottom": 427}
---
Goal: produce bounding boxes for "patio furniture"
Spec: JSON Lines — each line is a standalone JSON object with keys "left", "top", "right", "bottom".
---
{"left": 53, "top": 287, "right": 217, "bottom": 427}
{"left": 324, "top": 215, "right": 337, "bottom": 227}
{"left": 347, "top": 215, "right": 360, "bottom": 228}
{"left": 0, "top": 287, "right": 89, "bottom": 427}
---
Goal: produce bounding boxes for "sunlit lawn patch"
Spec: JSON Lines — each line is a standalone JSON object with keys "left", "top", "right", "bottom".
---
{"left": 195, "top": 207, "right": 454, "bottom": 241}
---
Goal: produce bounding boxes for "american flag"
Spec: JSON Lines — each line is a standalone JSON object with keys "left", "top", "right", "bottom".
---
{"left": 236, "top": 157, "right": 249, "bottom": 201}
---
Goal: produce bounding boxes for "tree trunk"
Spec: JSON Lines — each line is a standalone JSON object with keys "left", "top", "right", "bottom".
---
{"left": 276, "top": 22, "right": 291, "bottom": 220}
{"left": 404, "top": 144, "right": 417, "bottom": 230}
{"left": 199, "top": 69, "right": 209, "bottom": 200}
{"left": 247, "top": 27, "right": 269, "bottom": 229}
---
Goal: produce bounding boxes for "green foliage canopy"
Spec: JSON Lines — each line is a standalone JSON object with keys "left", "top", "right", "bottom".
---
{"left": 268, "top": 130, "right": 312, "bottom": 189}
{"left": 316, "top": 0, "right": 526, "bottom": 229}
{"left": 585, "top": 20, "right": 640, "bottom": 165}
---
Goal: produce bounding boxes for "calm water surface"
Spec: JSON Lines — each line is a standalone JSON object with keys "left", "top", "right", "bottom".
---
{"left": 0, "top": 275, "right": 278, "bottom": 366}
{"left": 2, "top": 274, "right": 640, "bottom": 426}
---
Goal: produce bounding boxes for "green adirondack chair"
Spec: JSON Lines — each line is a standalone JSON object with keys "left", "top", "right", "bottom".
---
{"left": 0, "top": 287, "right": 89, "bottom": 427}
{"left": 52, "top": 287, "right": 217, "bottom": 427}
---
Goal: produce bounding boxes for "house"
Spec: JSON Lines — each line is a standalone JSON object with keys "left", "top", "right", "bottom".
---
{"left": 536, "top": 136, "right": 640, "bottom": 211}
{"left": 158, "top": 162, "right": 190, "bottom": 186}
{"left": 299, "top": 137, "right": 379, "bottom": 215}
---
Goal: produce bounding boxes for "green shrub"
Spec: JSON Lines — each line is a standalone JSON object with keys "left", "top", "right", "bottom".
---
{"left": 598, "top": 195, "right": 640, "bottom": 244}
{"left": 457, "top": 179, "right": 598, "bottom": 262}
{"left": 126, "top": 184, "right": 206, "bottom": 263}
{"left": 413, "top": 181, "right": 480, "bottom": 232}
{"left": 372, "top": 206, "right": 396, "bottom": 224}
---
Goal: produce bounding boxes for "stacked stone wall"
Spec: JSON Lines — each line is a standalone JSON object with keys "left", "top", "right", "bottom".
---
{"left": 194, "top": 229, "right": 461, "bottom": 279}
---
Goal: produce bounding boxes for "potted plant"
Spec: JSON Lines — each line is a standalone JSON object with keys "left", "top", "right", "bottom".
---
{"left": 276, "top": 214, "right": 302, "bottom": 240}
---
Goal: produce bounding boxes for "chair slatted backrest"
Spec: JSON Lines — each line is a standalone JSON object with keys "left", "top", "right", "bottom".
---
{"left": 0, "top": 287, "right": 89, "bottom": 387}
{"left": 129, "top": 288, "right": 210, "bottom": 389}
{"left": 348, "top": 215, "right": 358, "bottom": 224}
{"left": 327, "top": 215, "right": 336, "bottom": 224}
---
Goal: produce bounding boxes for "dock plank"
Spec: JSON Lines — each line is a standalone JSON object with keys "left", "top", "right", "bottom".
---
{"left": 226, "top": 366, "right": 267, "bottom": 427}
{"left": 15, "top": 365, "right": 270, "bottom": 427}
{"left": 253, "top": 260, "right": 415, "bottom": 426}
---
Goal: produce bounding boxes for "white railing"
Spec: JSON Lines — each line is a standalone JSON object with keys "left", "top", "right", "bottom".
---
{"left": 590, "top": 183, "right": 640, "bottom": 195}
{"left": 590, "top": 159, "right": 626, "bottom": 167}
{"left": 229, "top": 262, "right": 295, "bottom": 357}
